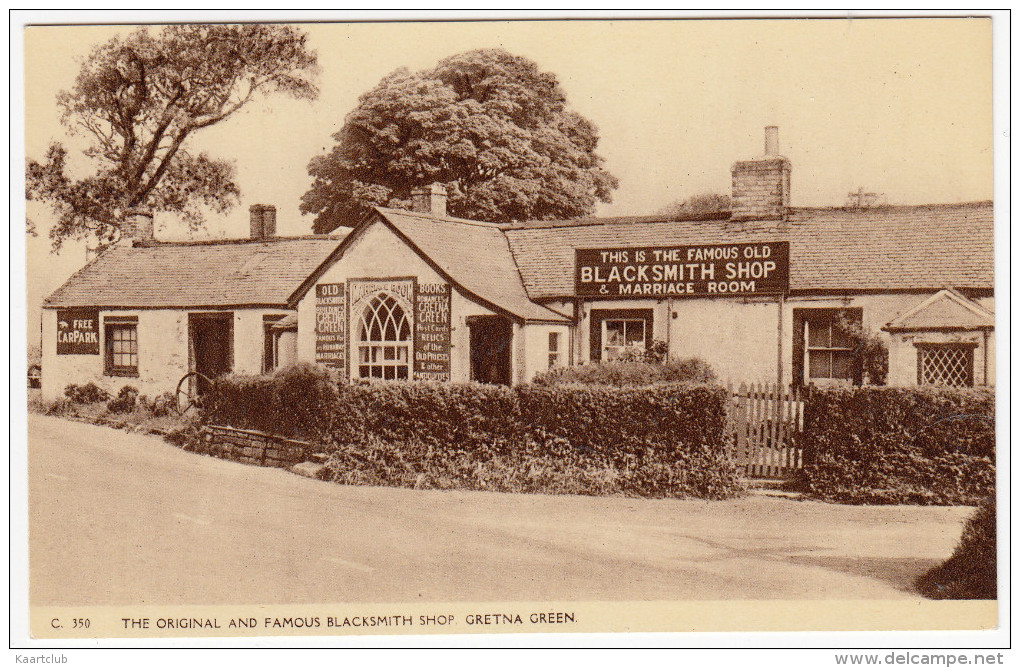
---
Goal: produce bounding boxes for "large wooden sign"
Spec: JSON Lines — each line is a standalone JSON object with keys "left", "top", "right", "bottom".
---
{"left": 575, "top": 241, "right": 790, "bottom": 298}
{"left": 413, "top": 283, "right": 451, "bottom": 381}
{"left": 56, "top": 308, "right": 99, "bottom": 355}
{"left": 314, "top": 283, "right": 346, "bottom": 369}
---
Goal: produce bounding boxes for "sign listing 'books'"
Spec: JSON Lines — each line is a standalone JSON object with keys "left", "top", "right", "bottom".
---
{"left": 314, "top": 283, "right": 346, "bottom": 369}
{"left": 575, "top": 242, "right": 789, "bottom": 298}
{"left": 56, "top": 308, "right": 100, "bottom": 355}
{"left": 414, "top": 283, "right": 451, "bottom": 381}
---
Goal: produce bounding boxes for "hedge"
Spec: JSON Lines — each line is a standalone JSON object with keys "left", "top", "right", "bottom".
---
{"left": 201, "top": 363, "right": 742, "bottom": 499}
{"left": 916, "top": 496, "right": 996, "bottom": 599}
{"left": 802, "top": 386, "right": 995, "bottom": 505}
{"left": 531, "top": 357, "right": 717, "bottom": 387}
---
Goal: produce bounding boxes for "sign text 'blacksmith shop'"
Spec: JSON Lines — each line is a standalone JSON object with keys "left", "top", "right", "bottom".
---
{"left": 575, "top": 242, "right": 789, "bottom": 298}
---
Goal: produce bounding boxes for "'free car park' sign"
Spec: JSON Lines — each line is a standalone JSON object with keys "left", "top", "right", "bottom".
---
{"left": 575, "top": 242, "right": 789, "bottom": 298}
{"left": 56, "top": 308, "right": 100, "bottom": 355}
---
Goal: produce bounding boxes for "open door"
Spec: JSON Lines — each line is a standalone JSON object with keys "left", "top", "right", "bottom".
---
{"left": 189, "top": 312, "right": 233, "bottom": 394}
{"left": 468, "top": 315, "right": 513, "bottom": 385}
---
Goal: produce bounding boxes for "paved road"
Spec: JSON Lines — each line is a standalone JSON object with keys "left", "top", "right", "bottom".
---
{"left": 28, "top": 414, "right": 972, "bottom": 605}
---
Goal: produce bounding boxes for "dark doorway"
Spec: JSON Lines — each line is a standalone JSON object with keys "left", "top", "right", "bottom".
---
{"left": 469, "top": 316, "right": 513, "bottom": 385}
{"left": 189, "top": 313, "right": 233, "bottom": 394}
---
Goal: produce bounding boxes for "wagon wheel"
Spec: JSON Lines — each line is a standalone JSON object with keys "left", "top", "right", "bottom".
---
{"left": 175, "top": 372, "right": 212, "bottom": 414}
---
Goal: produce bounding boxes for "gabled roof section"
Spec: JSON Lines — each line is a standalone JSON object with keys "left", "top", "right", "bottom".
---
{"left": 883, "top": 287, "right": 995, "bottom": 332}
{"left": 374, "top": 208, "right": 569, "bottom": 323}
{"left": 45, "top": 235, "right": 346, "bottom": 309}
{"left": 504, "top": 202, "right": 994, "bottom": 298}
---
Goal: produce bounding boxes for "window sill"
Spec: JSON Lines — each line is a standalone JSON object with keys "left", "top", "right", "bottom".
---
{"left": 105, "top": 369, "right": 139, "bottom": 378}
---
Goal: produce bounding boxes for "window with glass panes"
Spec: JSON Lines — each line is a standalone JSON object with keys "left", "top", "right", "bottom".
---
{"left": 355, "top": 292, "right": 411, "bottom": 380}
{"left": 601, "top": 318, "right": 647, "bottom": 361}
{"left": 105, "top": 322, "right": 138, "bottom": 376}
{"left": 548, "top": 332, "right": 562, "bottom": 368}
{"left": 805, "top": 317, "right": 854, "bottom": 381}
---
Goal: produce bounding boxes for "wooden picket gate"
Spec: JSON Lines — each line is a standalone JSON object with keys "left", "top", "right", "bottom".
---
{"left": 726, "top": 382, "right": 806, "bottom": 478}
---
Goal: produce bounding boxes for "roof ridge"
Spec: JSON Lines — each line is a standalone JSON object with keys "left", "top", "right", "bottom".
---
{"left": 375, "top": 206, "right": 507, "bottom": 229}
{"left": 133, "top": 234, "right": 341, "bottom": 247}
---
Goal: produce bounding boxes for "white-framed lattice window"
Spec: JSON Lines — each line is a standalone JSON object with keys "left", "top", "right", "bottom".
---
{"left": 602, "top": 319, "right": 646, "bottom": 361}
{"left": 917, "top": 344, "right": 974, "bottom": 387}
{"left": 355, "top": 292, "right": 411, "bottom": 380}
{"left": 806, "top": 318, "right": 854, "bottom": 381}
{"left": 548, "top": 331, "right": 562, "bottom": 368}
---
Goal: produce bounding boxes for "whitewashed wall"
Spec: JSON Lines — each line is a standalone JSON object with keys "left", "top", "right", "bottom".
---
{"left": 41, "top": 307, "right": 290, "bottom": 401}
{"left": 295, "top": 220, "right": 498, "bottom": 383}
{"left": 520, "top": 323, "right": 572, "bottom": 383}
{"left": 562, "top": 291, "right": 993, "bottom": 387}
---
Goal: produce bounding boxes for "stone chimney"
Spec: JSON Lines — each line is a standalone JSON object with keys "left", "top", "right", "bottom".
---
{"left": 730, "top": 126, "right": 791, "bottom": 222}
{"left": 119, "top": 208, "right": 154, "bottom": 246}
{"left": 410, "top": 183, "right": 448, "bottom": 217}
{"left": 249, "top": 204, "right": 277, "bottom": 239}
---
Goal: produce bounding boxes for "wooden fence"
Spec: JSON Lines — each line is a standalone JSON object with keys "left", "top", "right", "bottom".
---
{"left": 726, "top": 382, "right": 806, "bottom": 478}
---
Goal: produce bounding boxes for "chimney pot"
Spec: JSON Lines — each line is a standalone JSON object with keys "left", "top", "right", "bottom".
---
{"left": 764, "top": 125, "right": 780, "bottom": 156}
{"left": 410, "top": 182, "right": 448, "bottom": 217}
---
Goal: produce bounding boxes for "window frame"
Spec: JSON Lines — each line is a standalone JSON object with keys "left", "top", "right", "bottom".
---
{"left": 792, "top": 307, "right": 863, "bottom": 386}
{"left": 601, "top": 318, "right": 648, "bottom": 361}
{"left": 354, "top": 291, "right": 413, "bottom": 381}
{"left": 805, "top": 318, "right": 855, "bottom": 382}
{"left": 548, "top": 331, "right": 562, "bottom": 368}
{"left": 589, "top": 308, "right": 653, "bottom": 363}
{"left": 916, "top": 342, "right": 976, "bottom": 387}
{"left": 104, "top": 316, "right": 139, "bottom": 377}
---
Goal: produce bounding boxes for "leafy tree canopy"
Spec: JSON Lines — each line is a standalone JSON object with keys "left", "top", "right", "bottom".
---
{"left": 301, "top": 49, "right": 619, "bottom": 231}
{"left": 27, "top": 24, "right": 319, "bottom": 249}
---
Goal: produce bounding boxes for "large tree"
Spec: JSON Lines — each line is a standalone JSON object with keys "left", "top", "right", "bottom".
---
{"left": 301, "top": 49, "right": 618, "bottom": 231}
{"left": 27, "top": 24, "right": 319, "bottom": 249}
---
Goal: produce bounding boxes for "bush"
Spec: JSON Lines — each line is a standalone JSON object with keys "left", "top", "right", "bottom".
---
{"left": 532, "top": 357, "right": 717, "bottom": 387}
{"left": 204, "top": 364, "right": 741, "bottom": 500}
{"left": 332, "top": 381, "right": 522, "bottom": 451}
{"left": 802, "top": 386, "right": 995, "bottom": 504}
{"left": 916, "top": 497, "right": 996, "bottom": 599}
{"left": 64, "top": 382, "right": 109, "bottom": 404}
{"left": 202, "top": 363, "right": 340, "bottom": 440}
{"left": 272, "top": 362, "right": 341, "bottom": 439}
{"left": 203, "top": 373, "right": 278, "bottom": 432}
{"left": 106, "top": 385, "right": 139, "bottom": 414}
{"left": 149, "top": 392, "right": 176, "bottom": 417}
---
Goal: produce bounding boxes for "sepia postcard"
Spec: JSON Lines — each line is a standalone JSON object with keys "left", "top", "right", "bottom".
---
{"left": 13, "top": 11, "right": 1006, "bottom": 654}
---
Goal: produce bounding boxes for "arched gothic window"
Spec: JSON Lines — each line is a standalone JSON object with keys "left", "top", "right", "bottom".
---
{"left": 356, "top": 292, "right": 411, "bottom": 379}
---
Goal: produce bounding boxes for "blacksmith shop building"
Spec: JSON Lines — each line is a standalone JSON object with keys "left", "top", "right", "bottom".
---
{"left": 41, "top": 128, "right": 995, "bottom": 400}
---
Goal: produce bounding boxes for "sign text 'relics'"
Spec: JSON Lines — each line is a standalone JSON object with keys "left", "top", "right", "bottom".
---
{"left": 413, "top": 283, "right": 451, "bottom": 381}
{"left": 575, "top": 242, "right": 789, "bottom": 298}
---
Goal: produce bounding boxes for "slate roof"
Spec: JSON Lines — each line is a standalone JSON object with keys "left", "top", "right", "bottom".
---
{"left": 375, "top": 208, "right": 569, "bottom": 323}
{"left": 504, "top": 202, "right": 994, "bottom": 299}
{"left": 45, "top": 236, "right": 345, "bottom": 309}
{"left": 883, "top": 288, "right": 995, "bottom": 331}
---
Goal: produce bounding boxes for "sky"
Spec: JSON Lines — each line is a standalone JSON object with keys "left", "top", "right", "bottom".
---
{"left": 20, "top": 15, "right": 994, "bottom": 344}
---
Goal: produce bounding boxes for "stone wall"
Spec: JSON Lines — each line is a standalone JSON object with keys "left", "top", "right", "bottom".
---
{"left": 200, "top": 424, "right": 310, "bottom": 468}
